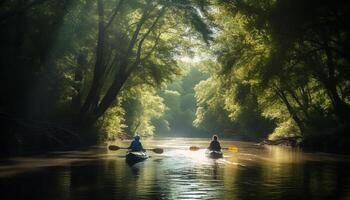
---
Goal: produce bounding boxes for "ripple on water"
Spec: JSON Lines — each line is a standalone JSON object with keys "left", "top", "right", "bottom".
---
{"left": 1, "top": 139, "right": 350, "bottom": 200}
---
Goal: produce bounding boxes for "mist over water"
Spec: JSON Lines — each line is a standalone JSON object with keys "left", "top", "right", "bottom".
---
{"left": 1, "top": 138, "right": 350, "bottom": 200}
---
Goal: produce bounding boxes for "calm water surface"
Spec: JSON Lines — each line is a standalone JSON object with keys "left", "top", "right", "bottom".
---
{"left": 1, "top": 138, "right": 350, "bottom": 200}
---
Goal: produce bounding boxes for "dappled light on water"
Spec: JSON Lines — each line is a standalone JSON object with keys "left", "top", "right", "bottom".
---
{"left": 186, "top": 149, "right": 207, "bottom": 162}
{"left": 1, "top": 138, "right": 350, "bottom": 200}
{"left": 265, "top": 145, "right": 304, "bottom": 163}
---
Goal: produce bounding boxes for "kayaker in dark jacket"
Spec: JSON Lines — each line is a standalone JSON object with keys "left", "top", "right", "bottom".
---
{"left": 128, "top": 135, "right": 145, "bottom": 152}
{"left": 208, "top": 135, "right": 221, "bottom": 151}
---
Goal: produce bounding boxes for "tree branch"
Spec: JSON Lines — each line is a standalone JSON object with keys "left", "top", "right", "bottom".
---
{"left": 105, "top": 0, "right": 125, "bottom": 30}
{"left": 142, "top": 31, "right": 162, "bottom": 61}
{"left": 124, "top": 7, "right": 166, "bottom": 76}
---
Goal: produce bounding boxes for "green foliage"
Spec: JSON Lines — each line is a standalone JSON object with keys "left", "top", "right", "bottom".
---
{"left": 124, "top": 85, "right": 166, "bottom": 137}
{"left": 268, "top": 118, "right": 300, "bottom": 140}
{"left": 194, "top": 77, "right": 234, "bottom": 132}
{"left": 201, "top": 0, "right": 350, "bottom": 149}
{"left": 0, "top": 0, "right": 214, "bottom": 143}
{"left": 98, "top": 103, "right": 127, "bottom": 141}
{"left": 155, "top": 66, "right": 207, "bottom": 137}
{"left": 2, "top": 0, "right": 350, "bottom": 154}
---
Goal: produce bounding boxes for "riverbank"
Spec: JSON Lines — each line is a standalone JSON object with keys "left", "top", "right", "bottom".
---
{"left": 2, "top": 112, "right": 350, "bottom": 156}
{"left": 259, "top": 128, "right": 350, "bottom": 155}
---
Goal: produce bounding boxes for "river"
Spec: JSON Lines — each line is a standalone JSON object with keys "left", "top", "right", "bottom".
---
{"left": 1, "top": 138, "right": 350, "bottom": 200}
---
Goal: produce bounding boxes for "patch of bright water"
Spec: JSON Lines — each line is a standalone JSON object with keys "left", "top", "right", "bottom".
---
{"left": 1, "top": 138, "right": 350, "bottom": 200}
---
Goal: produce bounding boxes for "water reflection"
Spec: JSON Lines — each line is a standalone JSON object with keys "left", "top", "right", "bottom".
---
{"left": 0, "top": 138, "right": 350, "bottom": 200}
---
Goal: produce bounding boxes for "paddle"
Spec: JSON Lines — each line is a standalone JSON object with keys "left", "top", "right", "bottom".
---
{"left": 224, "top": 146, "right": 239, "bottom": 153}
{"left": 189, "top": 146, "right": 239, "bottom": 153}
{"left": 108, "top": 145, "right": 164, "bottom": 154}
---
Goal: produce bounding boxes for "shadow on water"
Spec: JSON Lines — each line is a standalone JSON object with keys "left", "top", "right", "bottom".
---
{"left": 1, "top": 138, "right": 350, "bottom": 200}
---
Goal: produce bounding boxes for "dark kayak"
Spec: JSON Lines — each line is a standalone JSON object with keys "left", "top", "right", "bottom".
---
{"left": 126, "top": 151, "right": 149, "bottom": 165}
{"left": 206, "top": 150, "right": 223, "bottom": 159}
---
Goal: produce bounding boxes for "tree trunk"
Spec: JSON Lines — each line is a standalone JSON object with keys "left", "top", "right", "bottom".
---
{"left": 71, "top": 51, "right": 86, "bottom": 111}
{"left": 77, "top": 1, "right": 159, "bottom": 128}
{"left": 324, "top": 45, "right": 350, "bottom": 120}
{"left": 79, "top": 0, "right": 105, "bottom": 119}
{"left": 275, "top": 87, "right": 305, "bottom": 134}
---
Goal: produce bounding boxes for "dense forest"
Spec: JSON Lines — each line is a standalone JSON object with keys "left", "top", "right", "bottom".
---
{"left": 1, "top": 0, "right": 350, "bottom": 155}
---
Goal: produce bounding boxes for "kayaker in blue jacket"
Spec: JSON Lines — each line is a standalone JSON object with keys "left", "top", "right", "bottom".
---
{"left": 208, "top": 135, "right": 221, "bottom": 151}
{"left": 128, "top": 135, "right": 145, "bottom": 152}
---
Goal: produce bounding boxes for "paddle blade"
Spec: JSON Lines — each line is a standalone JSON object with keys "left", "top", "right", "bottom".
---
{"left": 152, "top": 148, "right": 164, "bottom": 154}
{"left": 108, "top": 145, "right": 121, "bottom": 151}
{"left": 189, "top": 146, "right": 200, "bottom": 151}
{"left": 228, "top": 146, "right": 239, "bottom": 153}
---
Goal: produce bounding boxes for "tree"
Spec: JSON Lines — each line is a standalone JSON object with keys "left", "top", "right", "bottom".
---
{"left": 75, "top": 0, "right": 213, "bottom": 130}
{"left": 203, "top": 0, "right": 350, "bottom": 150}
{"left": 0, "top": 0, "right": 213, "bottom": 146}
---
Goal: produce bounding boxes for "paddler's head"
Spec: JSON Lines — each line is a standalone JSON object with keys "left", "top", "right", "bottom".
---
{"left": 134, "top": 135, "right": 140, "bottom": 141}
{"left": 212, "top": 135, "right": 218, "bottom": 141}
